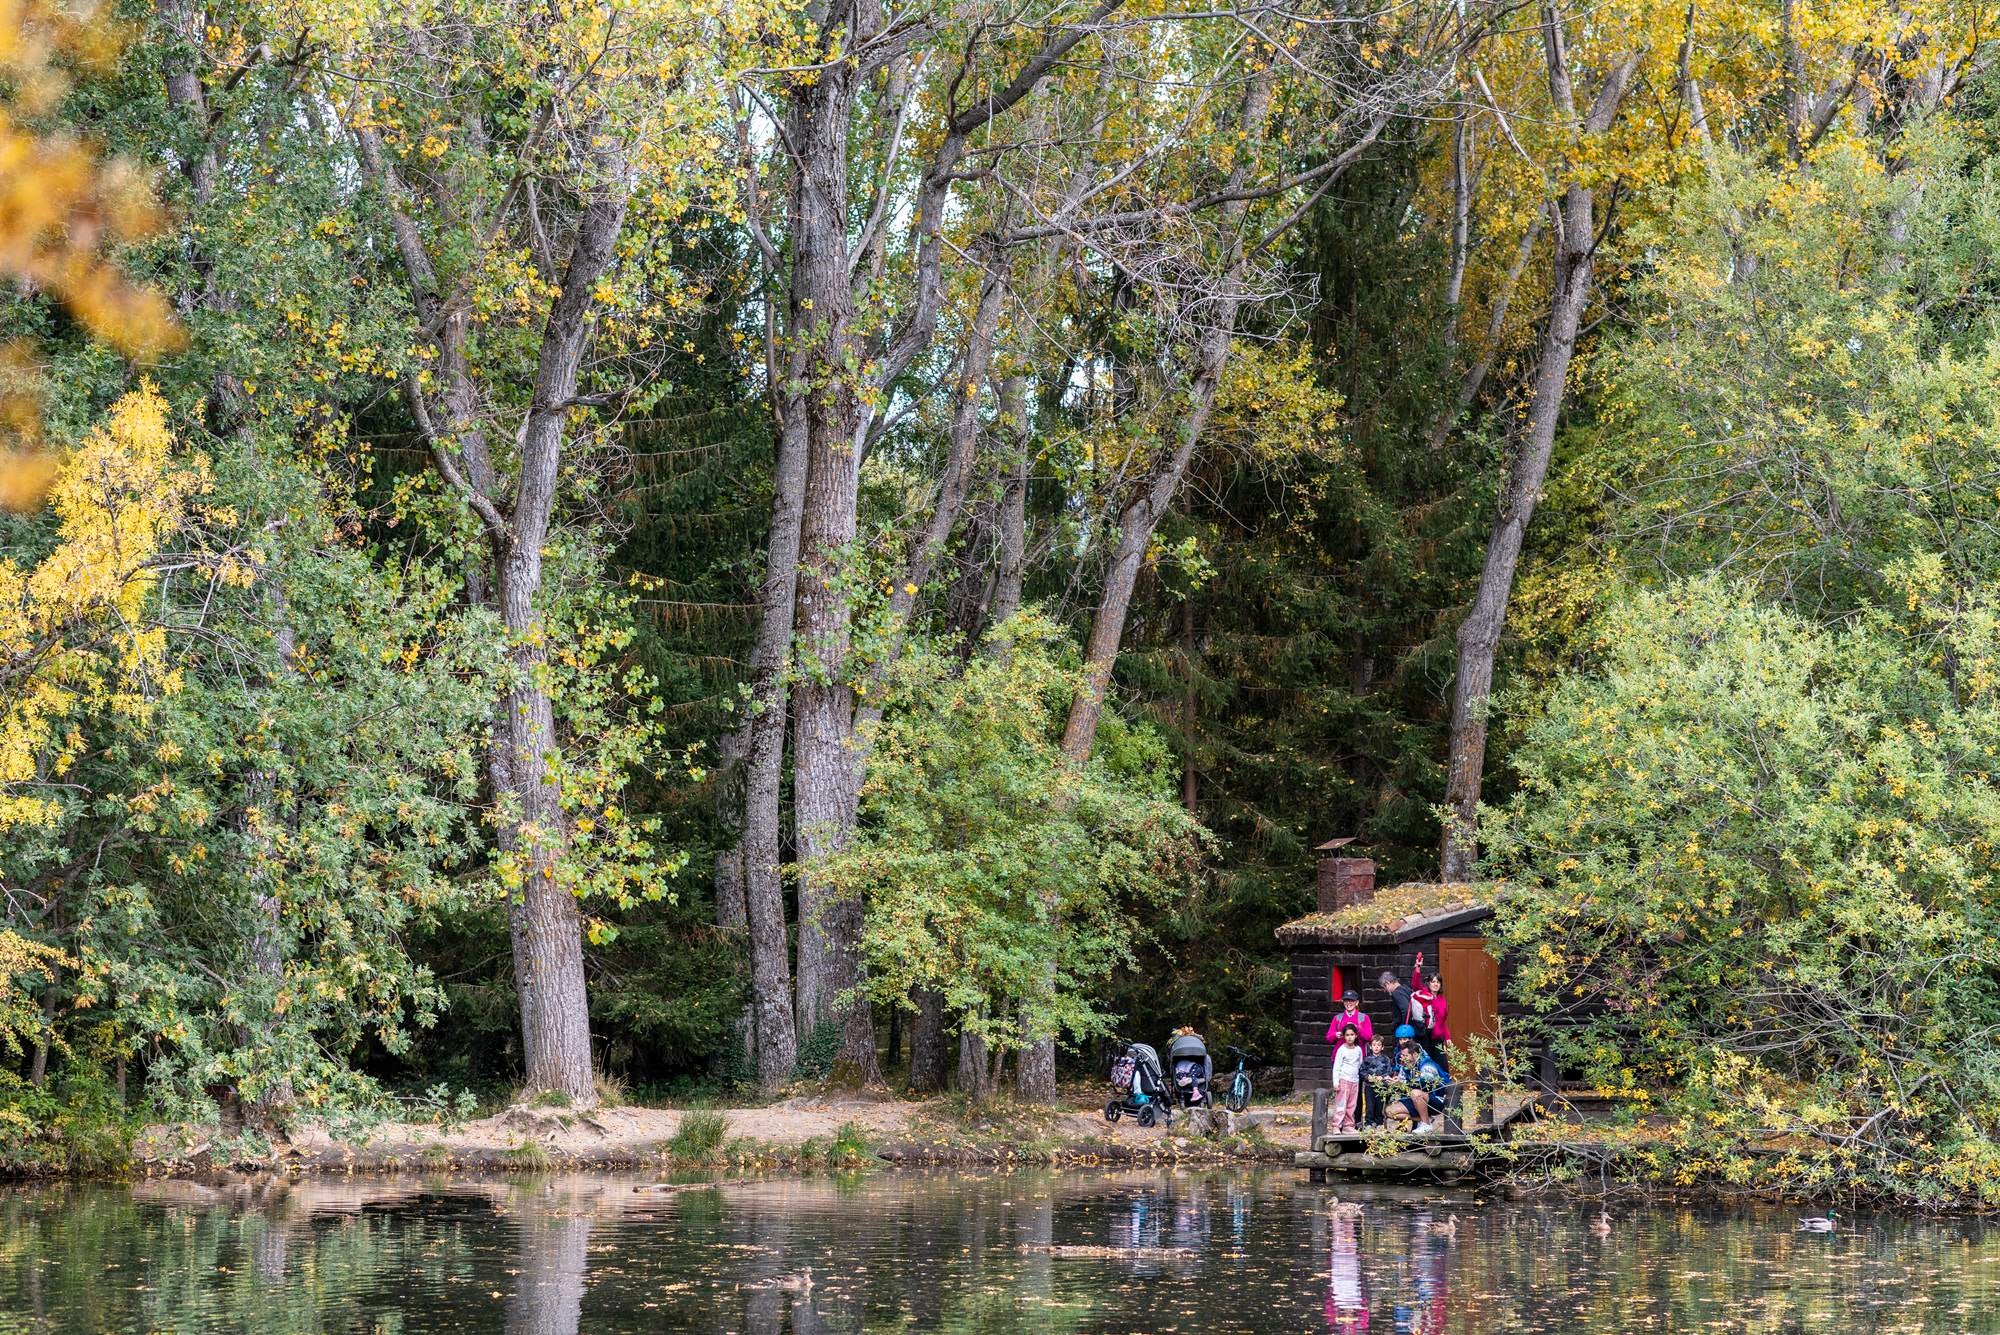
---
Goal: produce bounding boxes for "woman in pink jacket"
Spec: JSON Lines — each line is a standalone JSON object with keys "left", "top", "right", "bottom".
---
{"left": 1413, "top": 961, "right": 1450, "bottom": 1077}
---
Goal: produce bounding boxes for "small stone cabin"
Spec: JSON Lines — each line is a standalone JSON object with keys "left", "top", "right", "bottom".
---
{"left": 1277, "top": 842, "right": 1509, "bottom": 1092}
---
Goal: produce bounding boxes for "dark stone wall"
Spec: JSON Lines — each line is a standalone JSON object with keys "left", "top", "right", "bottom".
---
{"left": 1289, "top": 943, "right": 1408, "bottom": 1091}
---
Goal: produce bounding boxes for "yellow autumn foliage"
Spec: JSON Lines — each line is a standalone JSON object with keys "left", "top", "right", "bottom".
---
{"left": 0, "top": 385, "right": 202, "bottom": 830}
{"left": 0, "top": 928, "right": 63, "bottom": 1059}
{"left": 0, "top": 0, "right": 181, "bottom": 509}
{"left": 1425, "top": 0, "right": 2000, "bottom": 406}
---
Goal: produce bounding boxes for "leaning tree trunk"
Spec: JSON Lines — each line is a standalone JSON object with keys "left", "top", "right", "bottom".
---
{"left": 1018, "top": 326, "right": 1234, "bottom": 1101}
{"left": 1437, "top": 204, "right": 1590, "bottom": 881}
{"left": 1437, "top": 15, "right": 1639, "bottom": 881}
{"left": 1017, "top": 69, "right": 1283, "bottom": 1102}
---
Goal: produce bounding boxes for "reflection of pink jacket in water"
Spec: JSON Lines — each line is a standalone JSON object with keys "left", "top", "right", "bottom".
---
{"left": 1324, "top": 1217, "right": 1368, "bottom": 1331}
{"left": 1325, "top": 1006, "right": 1373, "bottom": 1046}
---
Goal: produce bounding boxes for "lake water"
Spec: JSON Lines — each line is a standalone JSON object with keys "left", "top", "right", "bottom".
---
{"left": 1, "top": 1168, "right": 1995, "bottom": 1332}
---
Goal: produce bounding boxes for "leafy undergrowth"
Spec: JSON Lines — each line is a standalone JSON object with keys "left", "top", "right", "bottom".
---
{"left": 1501, "top": 1095, "right": 2000, "bottom": 1212}
{"left": 0, "top": 1072, "right": 136, "bottom": 1177}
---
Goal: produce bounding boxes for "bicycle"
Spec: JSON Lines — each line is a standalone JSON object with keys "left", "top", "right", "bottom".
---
{"left": 1220, "top": 1045, "right": 1255, "bottom": 1113}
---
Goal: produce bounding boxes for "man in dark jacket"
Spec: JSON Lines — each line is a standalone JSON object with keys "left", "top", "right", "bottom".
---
{"left": 1377, "top": 969, "right": 1419, "bottom": 1031}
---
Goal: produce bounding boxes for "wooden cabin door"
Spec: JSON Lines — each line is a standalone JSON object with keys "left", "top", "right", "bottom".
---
{"left": 1438, "top": 937, "right": 1498, "bottom": 1057}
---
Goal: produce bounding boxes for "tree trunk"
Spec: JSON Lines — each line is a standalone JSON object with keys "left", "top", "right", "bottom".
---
{"left": 1424, "top": 216, "right": 1544, "bottom": 453}
{"left": 1438, "top": 211, "right": 1589, "bottom": 879}
{"left": 1014, "top": 1032, "right": 1056, "bottom": 1104}
{"left": 1438, "top": 15, "right": 1638, "bottom": 881}
{"left": 29, "top": 985, "right": 54, "bottom": 1087}
{"left": 786, "top": 56, "right": 877, "bottom": 1080}
{"left": 712, "top": 724, "right": 748, "bottom": 933}
{"left": 739, "top": 404, "right": 808, "bottom": 1089}
{"left": 490, "top": 137, "right": 635, "bottom": 1105}
{"left": 1055, "top": 63, "right": 1273, "bottom": 770}
{"left": 1442, "top": 104, "right": 1470, "bottom": 344}
{"left": 958, "top": 1025, "right": 991, "bottom": 1101}
{"left": 1018, "top": 322, "right": 1237, "bottom": 1104}
{"left": 987, "top": 375, "right": 1031, "bottom": 634}
{"left": 908, "top": 987, "right": 948, "bottom": 1094}
{"left": 494, "top": 554, "right": 597, "bottom": 1104}
{"left": 349, "top": 104, "right": 607, "bottom": 1098}
{"left": 1020, "top": 73, "right": 1281, "bottom": 1101}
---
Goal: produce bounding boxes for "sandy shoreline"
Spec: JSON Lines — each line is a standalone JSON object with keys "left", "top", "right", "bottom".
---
{"left": 127, "top": 1094, "right": 1313, "bottom": 1177}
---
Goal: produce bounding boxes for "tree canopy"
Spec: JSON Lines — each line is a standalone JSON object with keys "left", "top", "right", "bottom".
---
{"left": 0, "top": 0, "right": 1999, "bottom": 1201}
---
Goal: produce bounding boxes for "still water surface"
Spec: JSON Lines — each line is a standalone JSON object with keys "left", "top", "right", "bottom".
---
{"left": 2, "top": 1168, "right": 1996, "bottom": 1332}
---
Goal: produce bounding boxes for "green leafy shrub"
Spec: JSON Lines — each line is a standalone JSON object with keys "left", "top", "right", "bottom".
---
{"left": 668, "top": 1108, "right": 728, "bottom": 1163}
{"left": 792, "top": 1020, "right": 840, "bottom": 1081}
{"left": 816, "top": 613, "right": 1205, "bottom": 1062}
{"left": 824, "top": 1120, "right": 870, "bottom": 1168}
{"left": 1486, "top": 577, "right": 2000, "bottom": 1203}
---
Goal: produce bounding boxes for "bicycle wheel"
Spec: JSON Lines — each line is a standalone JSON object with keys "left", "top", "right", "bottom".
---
{"left": 1225, "top": 1073, "right": 1252, "bottom": 1113}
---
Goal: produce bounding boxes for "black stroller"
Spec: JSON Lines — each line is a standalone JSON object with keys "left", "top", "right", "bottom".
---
{"left": 1165, "top": 1031, "right": 1212, "bottom": 1111}
{"left": 1104, "top": 1041, "right": 1171, "bottom": 1127}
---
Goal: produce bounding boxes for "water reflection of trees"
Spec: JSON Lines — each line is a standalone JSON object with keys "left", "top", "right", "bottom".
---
{"left": 1291, "top": 1188, "right": 2000, "bottom": 1334}
{"left": 4, "top": 1171, "right": 2000, "bottom": 1332}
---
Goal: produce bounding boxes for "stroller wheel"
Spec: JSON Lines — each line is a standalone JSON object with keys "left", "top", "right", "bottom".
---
{"left": 1103, "top": 1102, "right": 1121, "bottom": 1123}
{"left": 1137, "top": 1105, "right": 1158, "bottom": 1128}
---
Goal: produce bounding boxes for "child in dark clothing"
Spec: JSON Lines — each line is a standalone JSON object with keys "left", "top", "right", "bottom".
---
{"left": 1359, "top": 1034, "right": 1397, "bottom": 1128}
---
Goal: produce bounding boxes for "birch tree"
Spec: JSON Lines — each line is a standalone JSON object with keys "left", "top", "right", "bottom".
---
{"left": 303, "top": 0, "right": 772, "bottom": 1102}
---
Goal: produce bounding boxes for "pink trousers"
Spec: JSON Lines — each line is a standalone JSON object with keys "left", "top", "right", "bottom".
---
{"left": 1330, "top": 1078, "right": 1359, "bottom": 1133}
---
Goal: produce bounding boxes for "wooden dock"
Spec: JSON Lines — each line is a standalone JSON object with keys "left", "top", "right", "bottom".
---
{"left": 1294, "top": 1088, "right": 1542, "bottom": 1183}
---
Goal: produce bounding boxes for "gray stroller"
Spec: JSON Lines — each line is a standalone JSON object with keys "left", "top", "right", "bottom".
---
{"left": 1165, "top": 1031, "right": 1212, "bottom": 1111}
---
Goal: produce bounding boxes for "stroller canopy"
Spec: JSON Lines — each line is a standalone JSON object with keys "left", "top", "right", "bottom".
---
{"left": 1166, "top": 1032, "right": 1208, "bottom": 1065}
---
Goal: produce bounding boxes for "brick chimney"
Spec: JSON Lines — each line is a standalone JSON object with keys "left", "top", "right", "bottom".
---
{"left": 1315, "top": 838, "right": 1375, "bottom": 913}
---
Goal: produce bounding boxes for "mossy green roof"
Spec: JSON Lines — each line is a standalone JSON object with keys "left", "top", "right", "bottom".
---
{"left": 1275, "top": 882, "right": 1490, "bottom": 946}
